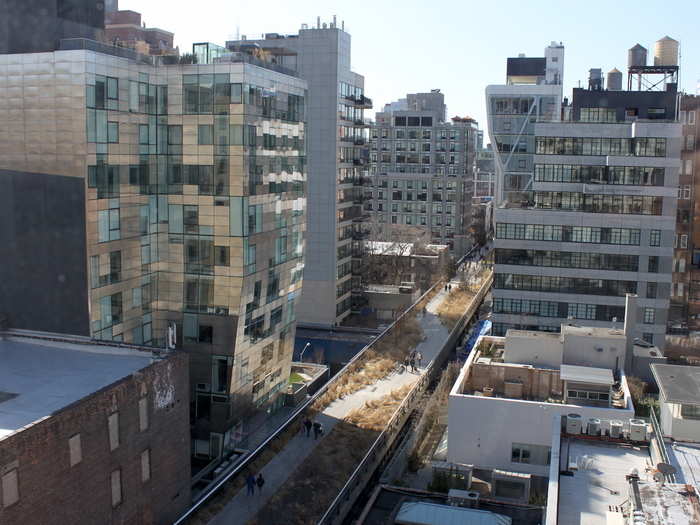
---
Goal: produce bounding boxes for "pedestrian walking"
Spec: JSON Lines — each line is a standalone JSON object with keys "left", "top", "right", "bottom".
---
{"left": 416, "top": 351, "right": 423, "bottom": 368}
{"left": 246, "top": 472, "right": 256, "bottom": 496}
{"left": 444, "top": 284, "right": 448, "bottom": 291}
{"left": 404, "top": 354, "right": 410, "bottom": 372}
{"left": 303, "top": 417, "right": 312, "bottom": 437}
{"left": 409, "top": 356, "right": 416, "bottom": 373}
{"left": 256, "top": 473, "right": 265, "bottom": 493}
{"left": 448, "top": 283, "right": 452, "bottom": 291}
{"left": 313, "top": 420, "right": 323, "bottom": 440}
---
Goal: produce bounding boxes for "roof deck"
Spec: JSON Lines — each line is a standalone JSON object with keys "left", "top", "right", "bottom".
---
{"left": 557, "top": 439, "right": 651, "bottom": 525}
{"left": 0, "top": 333, "right": 154, "bottom": 440}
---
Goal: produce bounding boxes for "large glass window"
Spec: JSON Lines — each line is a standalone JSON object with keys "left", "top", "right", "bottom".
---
{"left": 494, "top": 273, "right": 637, "bottom": 296}
{"left": 536, "top": 136, "right": 666, "bottom": 157}
{"left": 496, "top": 223, "right": 640, "bottom": 245}
{"left": 495, "top": 249, "right": 638, "bottom": 271}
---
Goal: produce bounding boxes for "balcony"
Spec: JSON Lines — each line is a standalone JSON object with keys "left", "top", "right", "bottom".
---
{"left": 343, "top": 94, "right": 373, "bottom": 109}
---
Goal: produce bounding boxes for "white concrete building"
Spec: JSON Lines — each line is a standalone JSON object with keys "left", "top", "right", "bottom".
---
{"left": 652, "top": 363, "right": 700, "bottom": 442}
{"left": 448, "top": 333, "right": 634, "bottom": 478}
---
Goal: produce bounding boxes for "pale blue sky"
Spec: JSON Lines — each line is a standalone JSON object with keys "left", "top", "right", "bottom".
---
{"left": 120, "top": 0, "right": 699, "bottom": 128}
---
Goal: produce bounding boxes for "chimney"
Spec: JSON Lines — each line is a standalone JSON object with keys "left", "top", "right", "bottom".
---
{"left": 623, "top": 294, "right": 638, "bottom": 372}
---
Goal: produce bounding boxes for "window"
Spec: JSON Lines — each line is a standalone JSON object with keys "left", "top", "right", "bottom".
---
{"left": 212, "top": 356, "right": 231, "bottom": 393}
{"left": 681, "top": 234, "right": 688, "bottom": 249}
{"left": 648, "top": 256, "right": 659, "bottom": 273}
{"left": 650, "top": 230, "right": 661, "bottom": 247}
{"left": 642, "top": 332, "right": 654, "bottom": 344}
{"left": 138, "top": 397, "right": 149, "bottom": 432}
{"left": 198, "top": 124, "right": 213, "bottom": 145}
{"left": 108, "top": 412, "right": 119, "bottom": 451}
{"left": 681, "top": 404, "right": 700, "bottom": 420}
{"left": 647, "top": 282, "right": 657, "bottom": 299}
{"left": 141, "top": 450, "right": 151, "bottom": 482}
{"left": 107, "top": 121, "right": 119, "bottom": 143}
{"left": 69, "top": 434, "right": 82, "bottom": 467}
{"left": 111, "top": 469, "right": 122, "bottom": 507}
{"left": 215, "top": 245, "right": 230, "bottom": 266}
{"left": 1, "top": 469, "right": 19, "bottom": 508}
{"left": 689, "top": 111, "right": 696, "bottom": 125}
{"left": 98, "top": 208, "right": 120, "bottom": 242}
{"left": 511, "top": 443, "right": 551, "bottom": 465}
{"left": 643, "top": 307, "right": 655, "bottom": 324}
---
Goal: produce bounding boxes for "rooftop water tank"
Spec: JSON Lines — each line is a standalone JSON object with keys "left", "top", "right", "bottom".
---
{"left": 628, "top": 44, "right": 647, "bottom": 68}
{"left": 607, "top": 68, "right": 623, "bottom": 91}
{"left": 654, "top": 36, "right": 679, "bottom": 66}
{"left": 589, "top": 68, "right": 603, "bottom": 90}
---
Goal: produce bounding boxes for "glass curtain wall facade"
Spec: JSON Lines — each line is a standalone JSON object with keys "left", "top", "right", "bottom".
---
{"left": 493, "top": 119, "right": 680, "bottom": 349}
{"left": 0, "top": 46, "right": 307, "bottom": 459}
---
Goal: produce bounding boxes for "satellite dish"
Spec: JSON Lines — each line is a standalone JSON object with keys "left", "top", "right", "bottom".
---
{"left": 657, "top": 463, "right": 677, "bottom": 475}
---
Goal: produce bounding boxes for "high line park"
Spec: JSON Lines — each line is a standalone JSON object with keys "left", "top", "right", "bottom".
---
{"left": 180, "top": 263, "right": 493, "bottom": 525}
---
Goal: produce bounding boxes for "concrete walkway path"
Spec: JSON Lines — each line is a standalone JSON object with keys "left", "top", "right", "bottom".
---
{"left": 208, "top": 281, "right": 462, "bottom": 525}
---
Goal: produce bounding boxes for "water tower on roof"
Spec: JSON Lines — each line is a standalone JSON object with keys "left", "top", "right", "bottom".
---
{"left": 627, "top": 38, "right": 678, "bottom": 91}
{"left": 607, "top": 68, "right": 622, "bottom": 91}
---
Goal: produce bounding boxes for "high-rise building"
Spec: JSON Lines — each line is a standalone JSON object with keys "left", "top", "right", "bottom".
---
{"left": 492, "top": 80, "right": 680, "bottom": 349}
{"left": 368, "top": 91, "right": 479, "bottom": 256}
{"left": 671, "top": 96, "right": 700, "bottom": 331}
{"left": 486, "top": 42, "right": 565, "bottom": 205}
{"left": 475, "top": 142, "right": 495, "bottom": 198}
{"left": 0, "top": 39, "right": 307, "bottom": 459}
{"left": 226, "top": 19, "right": 371, "bottom": 327}
{"left": 0, "top": 0, "right": 106, "bottom": 54}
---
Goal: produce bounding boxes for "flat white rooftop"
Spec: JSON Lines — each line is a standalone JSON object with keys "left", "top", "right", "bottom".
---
{"left": 0, "top": 335, "right": 153, "bottom": 440}
{"left": 668, "top": 441, "right": 700, "bottom": 487}
{"left": 558, "top": 439, "right": 650, "bottom": 525}
{"left": 560, "top": 364, "right": 614, "bottom": 386}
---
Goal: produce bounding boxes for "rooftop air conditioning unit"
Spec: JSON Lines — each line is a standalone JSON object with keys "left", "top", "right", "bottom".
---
{"left": 610, "top": 420, "right": 623, "bottom": 438}
{"left": 587, "top": 418, "right": 601, "bottom": 436}
{"left": 482, "top": 387, "right": 494, "bottom": 397}
{"left": 448, "top": 489, "right": 480, "bottom": 508}
{"left": 566, "top": 413, "right": 582, "bottom": 434}
{"left": 629, "top": 419, "right": 647, "bottom": 441}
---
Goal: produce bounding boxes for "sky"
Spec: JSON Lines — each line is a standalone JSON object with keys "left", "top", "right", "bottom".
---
{"left": 119, "top": 0, "right": 700, "bottom": 128}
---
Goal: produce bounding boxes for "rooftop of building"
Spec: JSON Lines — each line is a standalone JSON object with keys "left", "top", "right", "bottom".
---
{"left": 652, "top": 364, "right": 700, "bottom": 405}
{"left": 364, "top": 241, "right": 449, "bottom": 257}
{"left": 0, "top": 331, "right": 155, "bottom": 440}
{"left": 355, "top": 485, "right": 544, "bottom": 525}
{"left": 555, "top": 436, "right": 700, "bottom": 525}
{"left": 667, "top": 441, "right": 700, "bottom": 487}
{"left": 454, "top": 335, "right": 629, "bottom": 409}
{"left": 557, "top": 438, "right": 652, "bottom": 525}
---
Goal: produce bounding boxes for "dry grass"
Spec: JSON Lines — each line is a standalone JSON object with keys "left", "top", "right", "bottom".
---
{"left": 437, "top": 284, "right": 475, "bottom": 330}
{"left": 251, "top": 385, "right": 415, "bottom": 525}
{"left": 311, "top": 314, "right": 424, "bottom": 414}
{"left": 408, "top": 362, "right": 461, "bottom": 469}
{"left": 185, "top": 421, "right": 303, "bottom": 525}
{"left": 344, "top": 383, "right": 415, "bottom": 431}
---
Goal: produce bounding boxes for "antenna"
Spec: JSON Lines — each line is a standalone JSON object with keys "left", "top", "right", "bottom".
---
{"left": 236, "top": 25, "right": 240, "bottom": 41}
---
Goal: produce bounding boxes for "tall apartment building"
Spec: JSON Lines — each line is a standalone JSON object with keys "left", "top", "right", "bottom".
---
{"left": 0, "top": 39, "right": 307, "bottom": 459}
{"left": 670, "top": 96, "right": 700, "bottom": 331}
{"left": 227, "top": 18, "right": 371, "bottom": 327}
{"left": 492, "top": 84, "right": 681, "bottom": 349}
{"left": 368, "top": 91, "right": 479, "bottom": 256}
{"left": 475, "top": 143, "right": 495, "bottom": 198}
{"left": 0, "top": 0, "right": 106, "bottom": 54}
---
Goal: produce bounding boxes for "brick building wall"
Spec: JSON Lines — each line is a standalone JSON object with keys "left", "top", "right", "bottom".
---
{"left": 0, "top": 351, "right": 191, "bottom": 525}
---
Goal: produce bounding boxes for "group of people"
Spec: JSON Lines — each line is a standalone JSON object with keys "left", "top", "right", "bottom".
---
{"left": 404, "top": 350, "right": 423, "bottom": 373}
{"left": 302, "top": 417, "right": 324, "bottom": 439}
{"left": 245, "top": 472, "right": 266, "bottom": 496}
{"left": 444, "top": 283, "right": 452, "bottom": 292}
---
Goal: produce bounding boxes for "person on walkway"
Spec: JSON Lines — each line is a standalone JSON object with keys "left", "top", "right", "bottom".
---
{"left": 448, "top": 283, "right": 452, "bottom": 291}
{"left": 303, "top": 417, "right": 312, "bottom": 437}
{"left": 313, "top": 420, "right": 323, "bottom": 440}
{"left": 404, "top": 354, "right": 410, "bottom": 372}
{"left": 246, "top": 472, "right": 256, "bottom": 496}
{"left": 444, "top": 284, "right": 448, "bottom": 291}
{"left": 416, "top": 351, "right": 423, "bottom": 368}
{"left": 409, "top": 355, "right": 416, "bottom": 373}
{"left": 422, "top": 306, "right": 427, "bottom": 317}
{"left": 256, "top": 473, "right": 265, "bottom": 493}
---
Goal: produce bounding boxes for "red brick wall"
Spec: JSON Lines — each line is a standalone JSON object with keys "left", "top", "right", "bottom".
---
{"left": 0, "top": 352, "right": 191, "bottom": 525}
